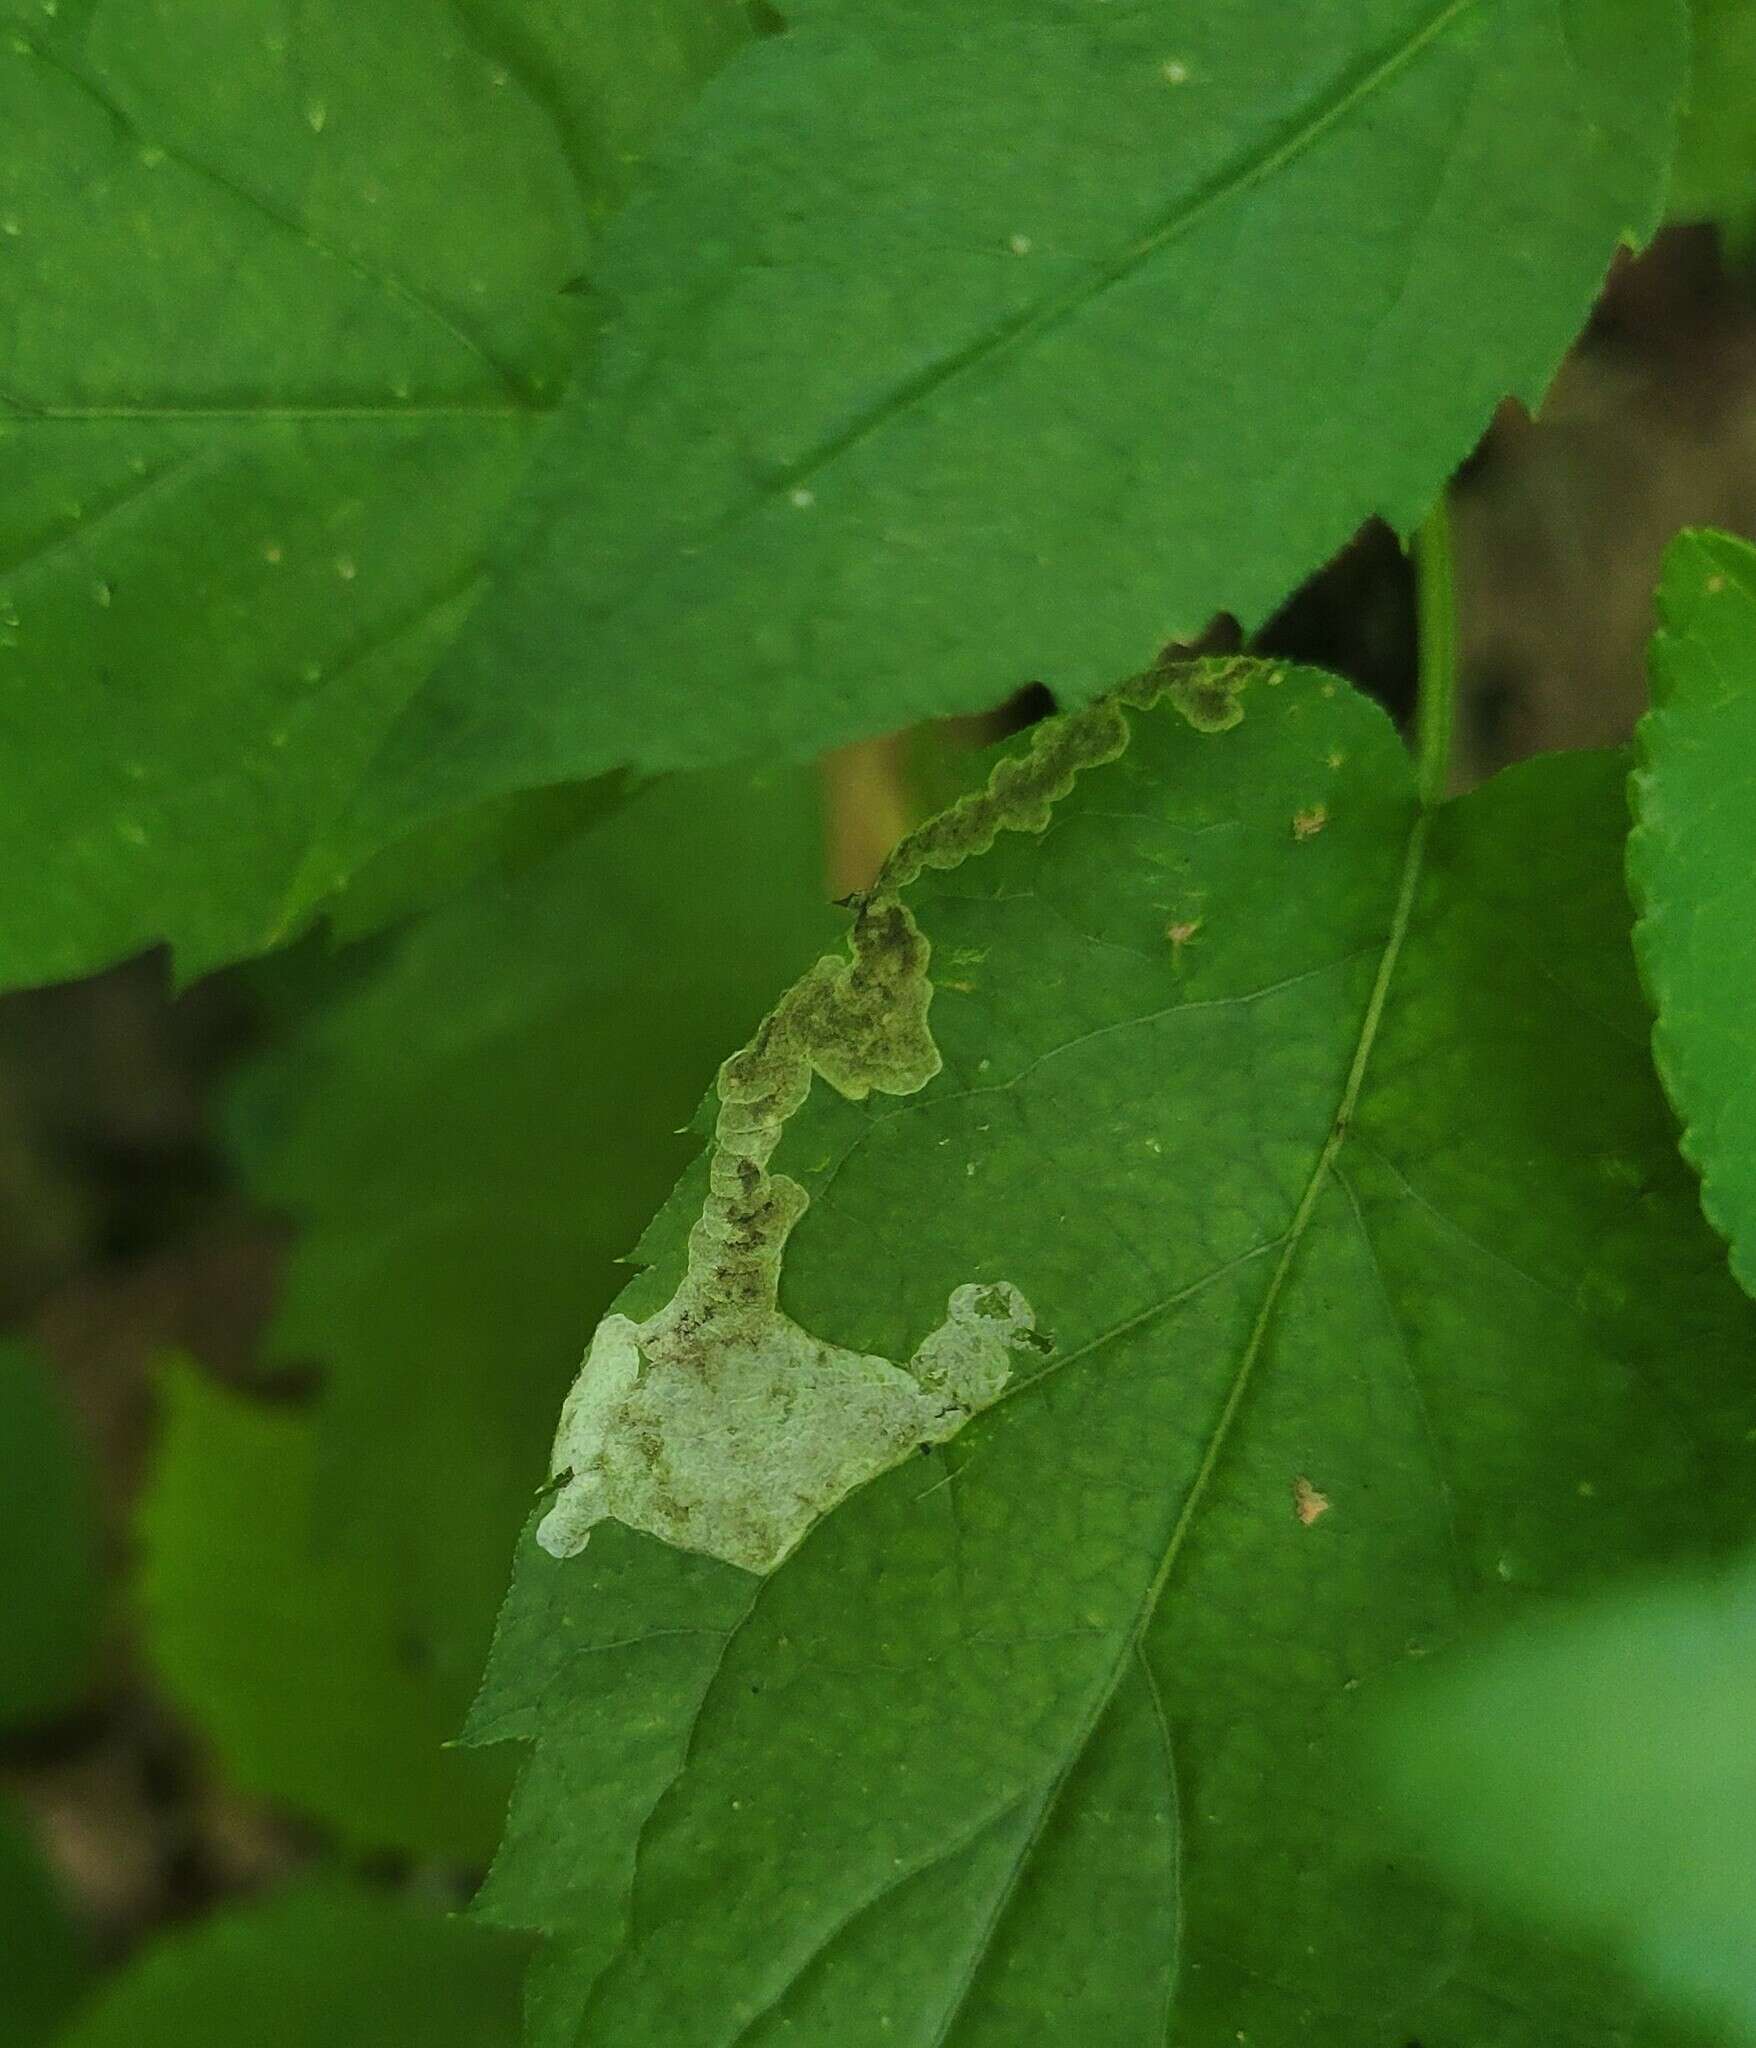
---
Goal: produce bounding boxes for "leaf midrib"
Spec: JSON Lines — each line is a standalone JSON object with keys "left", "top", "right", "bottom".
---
{"left": 920, "top": 808, "right": 1432, "bottom": 2048}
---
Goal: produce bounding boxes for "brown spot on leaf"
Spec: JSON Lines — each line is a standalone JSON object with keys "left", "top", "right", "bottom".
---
{"left": 1292, "top": 805, "right": 1328, "bottom": 840}
{"left": 1293, "top": 1476, "right": 1331, "bottom": 1526}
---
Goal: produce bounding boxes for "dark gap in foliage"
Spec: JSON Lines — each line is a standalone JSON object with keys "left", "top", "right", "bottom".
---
{"left": 1254, "top": 521, "right": 1418, "bottom": 730}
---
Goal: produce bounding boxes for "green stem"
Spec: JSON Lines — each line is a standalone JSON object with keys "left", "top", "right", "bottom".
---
{"left": 1412, "top": 491, "right": 1458, "bottom": 809}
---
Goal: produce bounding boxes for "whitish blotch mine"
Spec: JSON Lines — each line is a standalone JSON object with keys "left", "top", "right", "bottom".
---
{"left": 536, "top": 851, "right": 1040, "bottom": 1564}
{"left": 538, "top": 897, "right": 1039, "bottom": 1574}
{"left": 539, "top": 666, "right": 1253, "bottom": 1574}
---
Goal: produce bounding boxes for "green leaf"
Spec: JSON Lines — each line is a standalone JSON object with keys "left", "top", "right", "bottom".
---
{"left": 0, "top": 1340, "right": 101, "bottom": 1729}
{"left": 55, "top": 1881, "right": 526, "bottom": 2048}
{"left": 0, "top": 0, "right": 746, "bottom": 990}
{"left": 0, "top": 1800, "right": 89, "bottom": 2046}
{"left": 1671, "top": 0, "right": 1756, "bottom": 235}
{"left": 1630, "top": 527, "right": 1756, "bottom": 1302}
{"left": 1377, "top": 1550, "right": 1756, "bottom": 2042}
{"left": 471, "top": 667, "right": 1756, "bottom": 2047}
{"left": 357, "top": 0, "right": 1684, "bottom": 848}
{"left": 140, "top": 764, "right": 832, "bottom": 1855}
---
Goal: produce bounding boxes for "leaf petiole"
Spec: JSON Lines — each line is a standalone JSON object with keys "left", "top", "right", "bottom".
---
{"left": 1413, "top": 489, "right": 1460, "bottom": 808}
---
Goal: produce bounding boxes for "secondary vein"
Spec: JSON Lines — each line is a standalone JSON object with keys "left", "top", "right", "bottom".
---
{"left": 761, "top": 0, "right": 1483, "bottom": 512}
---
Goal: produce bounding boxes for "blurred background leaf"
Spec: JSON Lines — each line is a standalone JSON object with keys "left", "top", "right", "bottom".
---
{"left": 1378, "top": 1550, "right": 1756, "bottom": 2042}
{"left": 53, "top": 1880, "right": 526, "bottom": 2048}
{"left": 0, "top": 1804, "right": 89, "bottom": 2046}
{"left": 0, "top": 1342, "right": 101, "bottom": 1728}
{"left": 0, "top": 1342, "right": 98, "bottom": 2043}
{"left": 138, "top": 1361, "right": 509, "bottom": 1858}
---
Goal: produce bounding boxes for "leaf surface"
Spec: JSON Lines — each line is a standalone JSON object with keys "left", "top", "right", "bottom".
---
{"left": 359, "top": 0, "right": 1684, "bottom": 843}
{"left": 1630, "top": 527, "right": 1756, "bottom": 1300}
{"left": 1379, "top": 1550, "right": 1756, "bottom": 2042}
{"left": 1672, "top": 0, "right": 1756, "bottom": 234}
{"left": 140, "top": 765, "right": 832, "bottom": 1855}
{"left": 472, "top": 668, "right": 1756, "bottom": 2047}
{"left": 0, "top": 0, "right": 744, "bottom": 988}
{"left": 55, "top": 1882, "right": 526, "bottom": 2048}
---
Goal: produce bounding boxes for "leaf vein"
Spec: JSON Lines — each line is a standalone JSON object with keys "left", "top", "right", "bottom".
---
{"left": 10, "top": 32, "right": 533, "bottom": 406}
{"left": 1135, "top": 1642, "right": 1183, "bottom": 2048}
{"left": 752, "top": 0, "right": 1485, "bottom": 512}
{"left": 718, "top": 1794, "right": 1033, "bottom": 2048}
{"left": 0, "top": 447, "right": 206, "bottom": 585}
